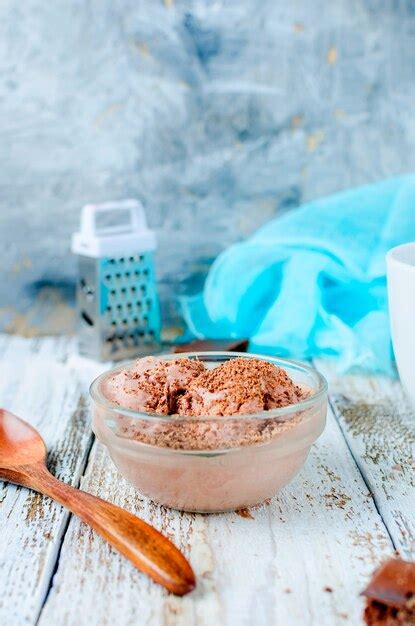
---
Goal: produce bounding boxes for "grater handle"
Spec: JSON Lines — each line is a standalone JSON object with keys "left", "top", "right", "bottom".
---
{"left": 80, "top": 200, "right": 147, "bottom": 237}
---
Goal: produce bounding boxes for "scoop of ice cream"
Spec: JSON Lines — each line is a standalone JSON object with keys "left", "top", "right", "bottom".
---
{"left": 102, "top": 356, "right": 205, "bottom": 414}
{"left": 101, "top": 356, "right": 313, "bottom": 451}
{"left": 177, "top": 357, "right": 304, "bottom": 417}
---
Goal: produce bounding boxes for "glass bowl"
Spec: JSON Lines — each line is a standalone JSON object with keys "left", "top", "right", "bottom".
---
{"left": 90, "top": 352, "right": 328, "bottom": 512}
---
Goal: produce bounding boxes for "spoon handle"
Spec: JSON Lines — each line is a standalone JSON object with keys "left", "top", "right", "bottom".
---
{"left": 28, "top": 464, "right": 195, "bottom": 595}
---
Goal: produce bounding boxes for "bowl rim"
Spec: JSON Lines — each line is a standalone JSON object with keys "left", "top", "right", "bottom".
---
{"left": 89, "top": 351, "right": 328, "bottom": 422}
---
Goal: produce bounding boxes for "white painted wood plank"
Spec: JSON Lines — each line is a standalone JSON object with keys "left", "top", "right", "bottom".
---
{"left": 317, "top": 359, "right": 415, "bottom": 559}
{"left": 39, "top": 406, "right": 394, "bottom": 626}
{"left": 0, "top": 335, "right": 100, "bottom": 626}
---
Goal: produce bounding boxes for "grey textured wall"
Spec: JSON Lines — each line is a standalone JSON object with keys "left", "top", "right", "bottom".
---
{"left": 2, "top": 0, "right": 415, "bottom": 332}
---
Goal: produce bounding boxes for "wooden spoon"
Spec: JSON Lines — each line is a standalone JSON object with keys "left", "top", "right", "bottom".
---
{"left": 0, "top": 409, "right": 195, "bottom": 596}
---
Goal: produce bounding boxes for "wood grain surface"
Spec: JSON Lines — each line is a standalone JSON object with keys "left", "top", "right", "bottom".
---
{"left": 0, "top": 336, "right": 414, "bottom": 625}
{"left": 0, "top": 335, "right": 94, "bottom": 624}
{"left": 318, "top": 360, "right": 415, "bottom": 559}
{"left": 39, "top": 411, "right": 393, "bottom": 626}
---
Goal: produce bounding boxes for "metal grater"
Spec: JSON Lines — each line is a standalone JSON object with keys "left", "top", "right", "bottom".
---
{"left": 71, "top": 200, "right": 161, "bottom": 361}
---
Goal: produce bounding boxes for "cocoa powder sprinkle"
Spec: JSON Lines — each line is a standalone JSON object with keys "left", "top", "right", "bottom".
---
{"left": 102, "top": 356, "right": 312, "bottom": 450}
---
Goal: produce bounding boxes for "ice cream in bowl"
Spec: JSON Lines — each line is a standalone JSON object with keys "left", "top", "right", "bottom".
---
{"left": 90, "top": 352, "right": 328, "bottom": 512}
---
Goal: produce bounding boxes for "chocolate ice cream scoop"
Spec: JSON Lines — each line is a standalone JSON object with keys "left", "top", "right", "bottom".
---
{"left": 177, "top": 357, "right": 306, "bottom": 417}
{"left": 103, "top": 356, "right": 205, "bottom": 414}
{"left": 100, "top": 355, "right": 314, "bottom": 452}
{"left": 104, "top": 355, "right": 307, "bottom": 418}
{"left": 363, "top": 558, "right": 415, "bottom": 625}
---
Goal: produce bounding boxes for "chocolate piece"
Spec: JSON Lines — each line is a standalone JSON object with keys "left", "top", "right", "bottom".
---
{"left": 173, "top": 338, "right": 249, "bottom": 354}
{"left": 363, "top": 558, "right": 415, "bottom": 626}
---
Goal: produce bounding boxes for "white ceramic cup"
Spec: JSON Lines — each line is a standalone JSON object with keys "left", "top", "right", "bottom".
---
{"left": 386, "top": 242, "right": 415, "bottom": 406}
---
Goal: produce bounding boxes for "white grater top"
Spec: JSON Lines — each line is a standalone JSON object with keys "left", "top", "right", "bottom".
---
{"left": 71, "top": 199, "right": 156, "bottom": 258}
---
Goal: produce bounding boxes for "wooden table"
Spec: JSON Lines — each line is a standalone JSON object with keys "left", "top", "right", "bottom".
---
{"left": 1, "top": 334, "right": 414, "bottom": 626}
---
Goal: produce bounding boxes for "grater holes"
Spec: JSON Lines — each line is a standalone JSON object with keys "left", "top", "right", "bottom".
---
{"left": 125, "top": 271, "right": 130, "bottom": 278}
{"left": 119, "top": 257, "right": 125, "bottom": 263}
{"left": 109, "top": 258, "right": 116, "bottom": 264}
{"left": 147, "top": 331, "right": 155, "bottom": 340}
{"left": 80, "top": 279, "right": 94, "bottom": 297}
{"left": 81, "top": 311, "right": 94, "bottom": 326}
{"left": 129, "top": 256, "right": 135, "bottom": 263}
{"left": 130, "top": 286, "right": 136, "bottom": 293}
{"left": 139, "top": 255, "right": 144, "bottom": 262}
{"left": 143, "top": 268, "right": 149, "bottom": 277}
{"left": 141, "top": 285, "right": 147, "bottom": 294}
{"left": 116, "top": 272, "right": 122, "bottom": 279}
